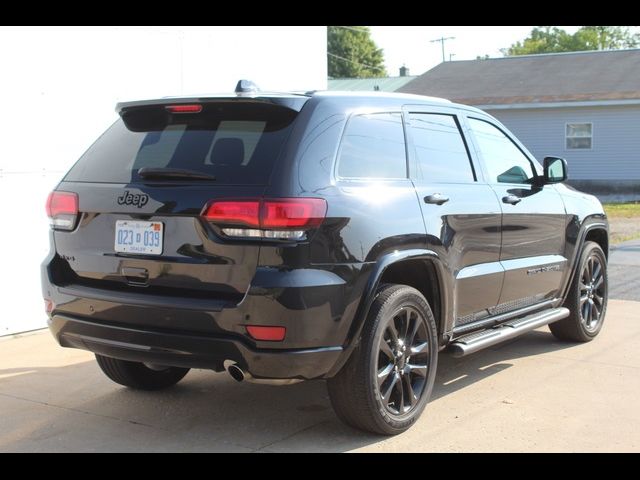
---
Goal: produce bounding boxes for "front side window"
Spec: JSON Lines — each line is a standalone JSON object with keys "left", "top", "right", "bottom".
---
{"left": 408, "top": 113, "right": 475, "bottom": 183}
{"left": 566, "top": 123, "right": 592, "bottom": 149}
{"left": 338, "top": 113, "right": 407, "bottom": 179}
{"left": 467, "top": 117, "right": 536, "bottom": 185}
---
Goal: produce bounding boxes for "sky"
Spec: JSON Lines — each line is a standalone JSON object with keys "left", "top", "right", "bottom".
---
{"left": 0, "top": 26, "right": 327, "bottom": 172}
{"left": 369, "top": 26, "right": 582, "bottom": 76}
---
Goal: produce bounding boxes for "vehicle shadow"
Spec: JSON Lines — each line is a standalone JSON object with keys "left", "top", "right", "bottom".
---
{"left": 0, "top": 329, "right": 578, "bottom": 452}
{"left": 432, "top": 329, "right": 576, "bottom": 402}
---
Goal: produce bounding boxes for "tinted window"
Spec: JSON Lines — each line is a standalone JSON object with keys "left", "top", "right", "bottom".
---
{"left": 64, "top": 103, "right": 297, "bottom": 184}
{"left": 338, "top": 113, "right": 406, "bottom": 178}
{"left": 467, "top": 118, "right": 535, "bottom": 184}
{"left": 408, "top": 113, "right": 474, "bottom": 183}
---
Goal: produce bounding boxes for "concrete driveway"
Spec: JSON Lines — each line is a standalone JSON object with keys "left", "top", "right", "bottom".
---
{"left": 1, "top": 296, "right": 639, "bottom": 452}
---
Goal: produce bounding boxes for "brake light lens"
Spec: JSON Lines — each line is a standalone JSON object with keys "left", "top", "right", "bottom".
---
{"left": 202, "top": 198, "right": 327, "bottom": 240}
{"left": 203, "top": 201, "right": 260, "bottom": 227}
{"left": 246, "top": 325, "right": 286, "bottom": 341}
{"left": 46, "top": 191, "right": 78, "bottom": 231}
{"left": 261, "top": 199, "right": 326, "bottom": 229}
{"left": 165, "top": 104, "right": 202, "bottom": 113}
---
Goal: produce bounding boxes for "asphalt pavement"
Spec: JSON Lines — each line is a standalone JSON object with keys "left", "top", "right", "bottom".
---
{"left": 609, "top": 239, "right": 640, "bottom": 301}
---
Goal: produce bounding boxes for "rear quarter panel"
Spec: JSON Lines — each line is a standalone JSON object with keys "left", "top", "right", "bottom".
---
{"left": 259, "top": 97, "right": 428, "bottom": 348}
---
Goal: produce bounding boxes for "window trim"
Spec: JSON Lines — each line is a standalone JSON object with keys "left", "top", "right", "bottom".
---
{"left": 565, "top": 122, "right": 593, "bottom": 151}
{"left": 466, "top": 116, "right": 540, "bottom": 186}
{"left": 405, "top": 111, "right": 478, "bottom": 184}
{"left": 334, "top": 110, "right": 409, "bottom": 181}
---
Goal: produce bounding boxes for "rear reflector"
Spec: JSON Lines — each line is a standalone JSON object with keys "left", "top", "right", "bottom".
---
{"left": 165, "top": 104, "right": 202, "bottom": 113}
{"left": 44, "top": 299, "right": 54, "bottom": 314}
{"left": 202, "top": 198, "right": 327, "bottom": 239}
{"left": 246, "top": 325, "right": 286, "bottom": 341}
{"left": 46, "top": 191, "right": 78, "bottom": 231}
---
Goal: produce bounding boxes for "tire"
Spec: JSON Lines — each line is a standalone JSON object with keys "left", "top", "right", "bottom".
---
{"left": 327, "top": 284, "right": 438, "bottom": 435}
{"left": 550, "top": 241, "right": 608, "bottom": 342}
{"left": 95, "top": 354, "right": 190, "bottom": 390}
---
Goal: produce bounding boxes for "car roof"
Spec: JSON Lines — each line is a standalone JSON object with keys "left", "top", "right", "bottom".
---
{"left": 310, "top": 90, "right": 449, "bottom": 102}
{"left": 115, "top": 89, "right": 487, "bottom": 115}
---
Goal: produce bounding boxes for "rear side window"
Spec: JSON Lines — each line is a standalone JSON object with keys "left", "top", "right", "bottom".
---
{"left": 64, "top": 102, "right": 297, "bottom": 184}
{"left": 408, "top": 113, "right": 475, "bottom": 183}
{"left": 338, "top": 113, "right": 407, "bottom": 179}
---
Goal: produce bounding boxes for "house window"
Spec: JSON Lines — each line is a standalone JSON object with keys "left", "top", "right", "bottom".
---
{"left": 566, "top": 123, "right": 592, "bottom": 149}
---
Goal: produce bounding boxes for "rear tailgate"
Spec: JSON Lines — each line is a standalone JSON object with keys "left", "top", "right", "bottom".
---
{"left": 53, "top": 182, "right": 265, "bottom": 302}
{"left": 51, "top": 98, "right": 304, "bottom": 304}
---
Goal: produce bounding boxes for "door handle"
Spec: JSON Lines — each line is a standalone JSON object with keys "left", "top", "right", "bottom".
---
{"left": 502, "top": 194, "right": 522, "bottom": 205}
{"left": 424, "top": 193, "right": 449, "bottom": 205}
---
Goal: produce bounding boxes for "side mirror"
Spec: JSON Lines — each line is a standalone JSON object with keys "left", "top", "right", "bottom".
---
{"left": 543, "top": 156, "right": 568, "bottom": 184}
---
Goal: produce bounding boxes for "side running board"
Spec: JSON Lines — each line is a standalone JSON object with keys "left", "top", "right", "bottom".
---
{"left": 449, "top": 307, "right": 570, "bottom": 358}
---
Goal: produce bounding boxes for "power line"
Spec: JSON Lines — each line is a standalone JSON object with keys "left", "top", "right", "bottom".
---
{"left": 334, "top": 26, "right": 370, "bottom": 33}
{"left": 328, "top": 27, "right": 383, "bottom": 73}
{"left": 327, "top": 52, "right": 380, "bottom": 70}
{"left": 430, "top": 36, "right": 455, "bottom": 63}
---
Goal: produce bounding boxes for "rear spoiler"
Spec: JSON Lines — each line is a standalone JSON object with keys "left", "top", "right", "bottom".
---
{"left": 116, "top": 95, "right": 310, "bottom": 115}
{"left": 117, "top": 96, "right": 306, "bottom": 132}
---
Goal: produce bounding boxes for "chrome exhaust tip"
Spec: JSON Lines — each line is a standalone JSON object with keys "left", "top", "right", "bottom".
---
{"left": 227, "top": 364, "right": 245, "bottom": 382}
{"left": 223, "top": 359, "right": 302, "bottom": 385}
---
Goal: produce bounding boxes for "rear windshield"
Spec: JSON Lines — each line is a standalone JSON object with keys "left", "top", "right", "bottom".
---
{"left": 64, "top": 102, "right": 298, "bottom": 184}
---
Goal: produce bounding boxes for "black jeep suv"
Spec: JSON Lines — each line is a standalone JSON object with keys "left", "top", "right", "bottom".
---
{"left": 42, "top": 85, "right": 609, "bottom": 435}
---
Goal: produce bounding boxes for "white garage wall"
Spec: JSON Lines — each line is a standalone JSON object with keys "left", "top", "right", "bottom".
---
{"left": 0, "top": 26, "right": 327, "bottom": 335}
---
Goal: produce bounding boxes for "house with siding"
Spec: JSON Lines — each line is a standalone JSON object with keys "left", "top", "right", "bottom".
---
{"left": 398, "top": 49, "right": 640, "bottom": 200}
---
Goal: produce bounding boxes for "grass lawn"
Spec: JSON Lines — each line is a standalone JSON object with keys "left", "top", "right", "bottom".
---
{"left": 604, "top": 202, "right": 640, "bottom": 218}
{"left": 604, "top": 202, "right": 640, "bottom": 244}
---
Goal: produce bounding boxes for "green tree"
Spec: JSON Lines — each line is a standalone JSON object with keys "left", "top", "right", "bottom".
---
{"left": 328, "top": 26, "right": 387, "bottom": 78}
{"left": 504, "top": 26, "right": 639, "bottom": 56}
{"left": 575, "top": 26, "right": 640, "bottom": 50}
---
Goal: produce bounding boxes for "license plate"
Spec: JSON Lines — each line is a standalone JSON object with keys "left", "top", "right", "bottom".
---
{"left": 114, "top": 220, "right": 163, "bottom": 255}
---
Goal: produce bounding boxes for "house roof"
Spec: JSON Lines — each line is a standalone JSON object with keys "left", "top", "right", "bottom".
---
{"left": 398, "top": 49, "right": 640, "bottom": 106}
{"left": 328, "top": 75, "right": 417, "bottom": 92}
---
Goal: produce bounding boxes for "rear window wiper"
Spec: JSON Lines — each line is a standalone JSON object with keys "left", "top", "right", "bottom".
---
{"left": 137, "top": 167, "right": 216, "bottom": 181}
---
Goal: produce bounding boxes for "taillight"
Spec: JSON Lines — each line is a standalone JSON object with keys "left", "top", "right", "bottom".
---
{"left": 204, "top": 201, "right": 260, "bottom": 227}
{"left": 44, "top": 298, "right": 54, "bottom": 314}
{"left": 202, "top": 198, "right": 327, "bottom": 240}
{"left": 261, "top": 199, "right": 326, "bottom": 229}
{"left": 165, "top": 104, "right": 202, "bottom": 113}
{"left": 46, "top": 191, "right": 78, "bottom": 231}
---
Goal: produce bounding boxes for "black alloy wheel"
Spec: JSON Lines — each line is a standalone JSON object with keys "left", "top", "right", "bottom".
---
{"left": 376, "top": 306, "right": 430, "bottom": 416}
{"left": 327, "top": 284, "right": 438, "bottom": 435}
{"left": 551, "top": 241, "right": 608, "bottom": 342}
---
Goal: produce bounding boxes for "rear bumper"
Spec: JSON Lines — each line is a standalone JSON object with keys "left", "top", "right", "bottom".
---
{"left": 49, "top": 314, "right": 342, "bottom": 380}
{"left": 41, "top": 247, "right": 370, "bottom": 379}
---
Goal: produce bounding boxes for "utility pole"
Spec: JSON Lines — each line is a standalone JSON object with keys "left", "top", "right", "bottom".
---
{"left": 430, "top": 36, "right": 455, "bottom": 63}
{"left": 178, "top": 29, "right": 185, "bottom": 94}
